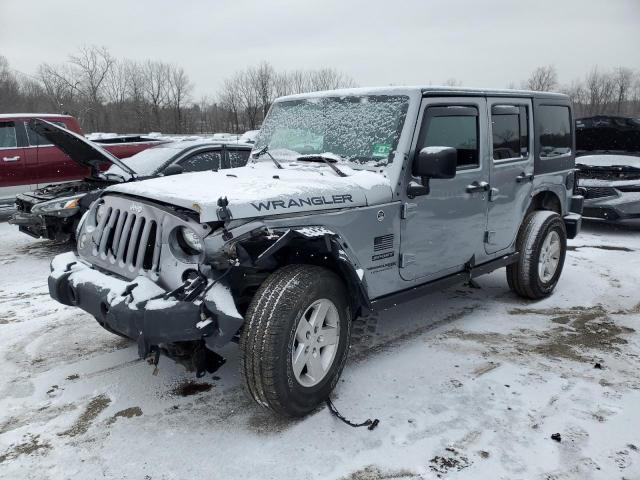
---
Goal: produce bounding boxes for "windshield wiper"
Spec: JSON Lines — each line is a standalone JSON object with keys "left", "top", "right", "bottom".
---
{"left": 296, "top": 155, "right": 348, "bottom": 177}
{"left": 253, "top": 145, "right": 283, "bottom": 169}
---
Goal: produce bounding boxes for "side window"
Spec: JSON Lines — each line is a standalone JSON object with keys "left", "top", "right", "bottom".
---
{"left": 538, "top": 105, "right": 571, "bottom": 158}
{"left": 178, "top": 150, "right": 222, "bottom": 172}
{"left": 491, "top": 105, "right": 529, "bottom": 160}
{"left": 419, "top": 106, "right": 479, "bottom": 169}
{"left": 0, "top": 122, "right": 18, "bottom": 148}
{"left": 25, "top": 121, "right": 67, "bottom": 146}
{"left": 228, "top": 149, "right": 250, "bottom": 168}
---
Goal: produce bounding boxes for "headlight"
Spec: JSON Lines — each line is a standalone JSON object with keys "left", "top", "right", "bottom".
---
{"left": 178, "top": 227, "right": 203, "bottom": 254}
{"left": 31, "top": 196, "right": 82, "bottom": 216}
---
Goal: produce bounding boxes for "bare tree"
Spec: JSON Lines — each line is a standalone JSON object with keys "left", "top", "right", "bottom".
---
{"left": 167, "top": 65, "right": 192, "bottom": 133}
{"left": 142, "top": 60, "right": 170, "bottom": 130}
{"left": 37, "top": 62, "right": 78, "bottom": 112}
{"left": 0, "top": 56, "right": 21, "bottom": 111}
{"left": 219, "top": 76, "right": 242, "bottom": 132}
{"left": 68, "top": 46, "right": 115, "bottom": 129}
{"left": 250, "top": 61, "right": 276, "bottom": 118}
{"left": 525, "top": 65, "right": 558, "bottom": 92}
{"left": 612, "top": 67, "right": 634, "bottom": 114}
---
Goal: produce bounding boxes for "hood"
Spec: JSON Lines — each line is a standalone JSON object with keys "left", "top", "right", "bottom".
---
{"left": 18, "top": 178, "right": 117, "bottom": 203}
{"left": 576, "top": 154, "right": 640, "bottom": 169}
{"left": 106, "top": 161, "right": 392, "bottom": 221}
{"left": 576, "top": 116, "right": 640, "bottom": 155}
{"left": 577, "top": 154, "right": 640, "bottom": 182}
{"left": 29, "top": 119, "right": 137, "bottom": 177}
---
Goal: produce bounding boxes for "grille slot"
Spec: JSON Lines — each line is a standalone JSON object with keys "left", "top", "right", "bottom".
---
{"left": 583, "top": 186, "right": 618, "bottom": 199}
{"left": 91, "top": 206, "right": 161, "bottom": 275}
{"left": 374, "top": 234, "right": 394, "bottom": 252}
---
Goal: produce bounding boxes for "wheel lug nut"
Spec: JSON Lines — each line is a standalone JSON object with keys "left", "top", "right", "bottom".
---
{"left": 305, "top": 331, "right": 311, "bottom": 340}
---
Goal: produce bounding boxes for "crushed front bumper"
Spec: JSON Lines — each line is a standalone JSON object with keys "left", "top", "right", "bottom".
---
{"left": 579, "top": 181, "right": 640, "bottom": 222}
{"left": 9, "top": 212, "right": 47, "bottom": 238}
{"left": 48, "top": 252, "right": 244, "bottom": 360}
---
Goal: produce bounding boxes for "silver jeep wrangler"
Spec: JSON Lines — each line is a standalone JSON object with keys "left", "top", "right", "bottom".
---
{"left": 49, "top": 86, "right": 583, "bottom": 417}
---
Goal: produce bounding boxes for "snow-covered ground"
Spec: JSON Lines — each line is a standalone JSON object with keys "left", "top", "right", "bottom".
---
{"left": 0, "top": 220, "right": 638, "bottom": 479}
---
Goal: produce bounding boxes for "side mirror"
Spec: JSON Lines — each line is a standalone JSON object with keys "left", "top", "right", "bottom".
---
{"left": 413, "top": 146, "right": 457, "bottom": 179}
{"left": 163, "top": 164, "right": 184, "bottom": 176}
{"left": 408, "top": 147, "right": 457, "bottom": 198}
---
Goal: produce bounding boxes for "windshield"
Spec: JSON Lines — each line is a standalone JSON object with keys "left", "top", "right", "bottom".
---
{"left": 106, "top": 144, "right": 180, "bottom": 177}
{"left": 254, "top": 95, "right": 409, "bottom": 168}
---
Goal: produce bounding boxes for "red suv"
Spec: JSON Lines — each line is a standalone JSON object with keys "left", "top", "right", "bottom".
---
{"left": 0, "top": 114, "right": 163, "bottom": 207}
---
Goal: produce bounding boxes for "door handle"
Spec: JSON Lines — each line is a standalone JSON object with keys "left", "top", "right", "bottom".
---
{"left": 2, "top": 155, "right": 20, "bottom": 162}
{"left": 465, "top": 181, "right": 490, "bottom": 193}
{"left": 516, "top": 173, "right": 534, "bottom": 183}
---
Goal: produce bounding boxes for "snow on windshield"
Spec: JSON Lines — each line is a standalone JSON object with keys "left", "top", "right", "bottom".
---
{"left": 106, "top": 144, "right": 180, "bottom": 176}
{"left": 254, "top": 95, "right": 409, "bottom": 168}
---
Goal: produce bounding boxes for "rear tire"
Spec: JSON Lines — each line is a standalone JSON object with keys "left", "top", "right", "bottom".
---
{"left": 507, "top": 210, "right": 567, "bottom": 300}
{"left": 240, "top": 264, "right": 351, "bottom": 417}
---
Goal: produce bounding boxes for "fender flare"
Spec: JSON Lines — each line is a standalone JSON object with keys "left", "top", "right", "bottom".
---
{"left": 327, "top": 236, "right": 372, "bottom": 315}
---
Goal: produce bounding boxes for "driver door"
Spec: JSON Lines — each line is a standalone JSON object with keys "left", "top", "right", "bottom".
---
{"left": 400, "top": 98, "right": 489, "bottom": 281}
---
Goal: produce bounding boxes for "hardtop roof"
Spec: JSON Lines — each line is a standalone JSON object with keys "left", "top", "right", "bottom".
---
{"left": 277, "top": 85, "right": 568, "bottom": 102}
{"left": 0, "top": 113, "right": 74, "bottom": 120}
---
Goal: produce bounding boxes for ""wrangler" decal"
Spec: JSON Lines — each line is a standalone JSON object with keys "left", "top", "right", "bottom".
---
{"left": 251, "top": 194, "right": 353, "bottom": 211}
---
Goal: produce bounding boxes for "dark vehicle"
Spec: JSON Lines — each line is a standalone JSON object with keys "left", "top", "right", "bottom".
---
{"left": 10, "top": 119, "right": 252, "bottom": 240}
{"left": 576, "top": 116, "right": 640, "bottom": 222}
{"left": 49, "top": 86, "right": 582, "bottom": 417}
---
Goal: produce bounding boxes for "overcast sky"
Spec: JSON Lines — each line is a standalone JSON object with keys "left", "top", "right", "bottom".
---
{"left": 1, "top": 0, "right": 639, "bottom": 98}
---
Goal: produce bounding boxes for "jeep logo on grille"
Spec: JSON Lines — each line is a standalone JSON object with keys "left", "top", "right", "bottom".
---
{"left": 129, "top": 203, "right": 143, "bottom": 214}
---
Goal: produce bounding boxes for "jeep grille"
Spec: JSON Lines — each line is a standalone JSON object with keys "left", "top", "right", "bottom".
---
{"left": 77, "top": 195, "right": 177, "bottom": 281}
{"left": 93, "top": 207, "right": 161, "bottom": 273}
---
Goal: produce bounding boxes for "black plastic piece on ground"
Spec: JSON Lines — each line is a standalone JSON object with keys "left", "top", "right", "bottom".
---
{"left": 325, "top": 398, "right": 379, "bottom": 431}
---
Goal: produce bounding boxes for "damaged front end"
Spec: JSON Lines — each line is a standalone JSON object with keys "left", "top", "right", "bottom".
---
{"left": 48, "top": 192, "right": 366, "bottom": 377}
{"left": 48, "top": 194, "right": 248, "bottom": 377}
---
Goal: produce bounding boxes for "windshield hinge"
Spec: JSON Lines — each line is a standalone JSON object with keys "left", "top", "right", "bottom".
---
{"left": 399, "top": 253, "right": 415, "bottom": 268}
{"left": 401, "top": 202, "right": 417, "bottom": 219}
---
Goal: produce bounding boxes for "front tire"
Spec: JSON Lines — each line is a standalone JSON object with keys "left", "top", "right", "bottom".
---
{"left": 507, "top": 210, "right": 567, "bottom": 299}
{"left": 240, "top": 264, "right": 351, "bottom": 417}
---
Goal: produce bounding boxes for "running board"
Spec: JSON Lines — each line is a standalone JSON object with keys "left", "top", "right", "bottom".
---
{"left": 371, "top": 252, "right": 519, "bottom": 311}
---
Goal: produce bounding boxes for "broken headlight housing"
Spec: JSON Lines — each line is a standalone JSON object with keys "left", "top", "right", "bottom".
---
{"left": 31, "top": 195, "right": 83, "bottom": 217}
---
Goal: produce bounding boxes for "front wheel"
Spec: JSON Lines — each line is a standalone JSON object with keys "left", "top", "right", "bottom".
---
{"left": 507, "top": 210, "right": 567, "bottom": 299}
{"left": 240, "top": 264, "right": 351, "bottom": 417}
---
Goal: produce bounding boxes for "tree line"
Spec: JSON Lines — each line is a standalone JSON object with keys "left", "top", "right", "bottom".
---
{"left": 1, "top": 46, "right": 639, "bottom": 135}
{"left": 0, "top": 46, "right": 356, "bottom": 134}
{"left": 520, "top": 65, "right": 640, "bottom": 118}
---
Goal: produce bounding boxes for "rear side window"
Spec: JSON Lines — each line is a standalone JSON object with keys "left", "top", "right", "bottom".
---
{"left": 25, "top": 121, "right": 67, "bottom": 146}
{"left": 538, "top": 105, "right": 571, "bottom": 158}
{"left": 0, "top": 122, "right": 17, "bottom": 148}
{"left": 178, "top": 150, "right": 222, "bottom": 172}
{"left": 228, "top": 149, "right": 250, "bottom": 168}
{"left": 419, "top": 106, "right": 479, "bottom": 169}
{"left": 491, "top": 105, "right": 529, "bottom": 160}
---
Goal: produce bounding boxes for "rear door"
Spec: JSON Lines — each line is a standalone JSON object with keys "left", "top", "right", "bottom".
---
{"left": 0, "top": 121, "right": 29, "bottom": 205}
{"left": 400, "top": 97, "right": 490, "bottom": 280}
{"left": 485, "top": 98, "right": 534, "bottom": 253}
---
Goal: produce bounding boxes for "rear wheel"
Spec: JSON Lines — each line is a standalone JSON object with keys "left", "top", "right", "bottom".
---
{"left": 507, "top": 210, "right": 567, "bottom": 299}
{"left": 240, "top": 264, "right": 351, "bottom": 417}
